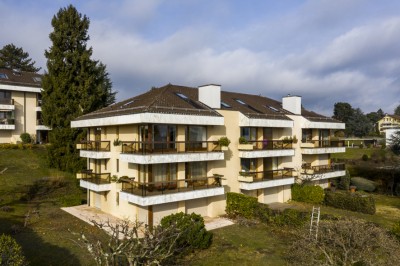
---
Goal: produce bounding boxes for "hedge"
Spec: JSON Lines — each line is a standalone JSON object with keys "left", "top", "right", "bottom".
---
{"left": 325, "top": 191, "right": 376, "bottom": 215}
{"left": 351, "top": 177, "right": 376, "bottom": 192}
{"left": 291, "top": 183, "right": 325, "bottom": 204}
{"left": 226, "top": 192, "right": 308, "bottom": 227}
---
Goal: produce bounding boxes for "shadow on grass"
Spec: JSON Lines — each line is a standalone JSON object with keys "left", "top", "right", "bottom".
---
{"left": 0, "top": 217, "right": 81, "bottom": 266}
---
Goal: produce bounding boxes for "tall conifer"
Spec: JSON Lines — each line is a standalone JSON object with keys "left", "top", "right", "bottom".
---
{"left": 42, "top": 5, "right": 116, "bottom": 172}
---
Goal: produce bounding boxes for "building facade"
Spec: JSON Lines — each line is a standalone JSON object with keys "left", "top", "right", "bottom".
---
{"left": 0, "top": 68, "right": 49, "bottom": 143}
{"left": 71, "top": 84, "right": 345, "bottom": 225}
{"left": 377, "top": 114, "right": 400, "bottom": 134}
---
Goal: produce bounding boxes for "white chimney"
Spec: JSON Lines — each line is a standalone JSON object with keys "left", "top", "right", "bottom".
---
{"left": 282, "top": 95, "right": 301, "bottom": 115}
{"left": 198, "top": 84, "right": 221, "bottom": 109}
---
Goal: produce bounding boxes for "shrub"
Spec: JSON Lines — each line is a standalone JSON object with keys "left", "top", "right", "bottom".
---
{"left": 325, "top": 191, "right": 376, "bottom": 214}
{"left": 0, "top": 234, "right": 27, "bottom": 266}
{"left": 291, "top": 183, "right": 324, "bottom": 204}
{"left": 160, "top": 212, "right": 212, "bottom": 254}
{"left": 217, "top": 136, "right": 231, "bottom": 147}
{"left": 238, "top": 136, "right": 248, "bottom": 144}
{"left": 362, "top": 154, "right": 369, "bottom": 161}
{"left": 351, "top": 177, "right": 376, "bottom": 192}
{"left": 254, "top": 202, "right": 273, "bottom": 223}
{"left": 391, "top": 221, "right": 400, "bottom": 241}
{"left": 359, "top": 143, "right": 364, "bottom": 149}
{"left": 20, "top": 133, "right": 31, "bottom": 144}
{"left": 226, "top": 192, "right": 258, "bottom": 219}
{"left": 339, "top": 170, "right": 351, "bottom": 190}
{"left": 273, "top": 208, "right": 308, "bottom": 227}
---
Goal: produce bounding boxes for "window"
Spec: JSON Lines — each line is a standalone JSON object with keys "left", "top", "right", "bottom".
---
{"left": 186, "top": 126, "right": 207, "bottom": 149}
{"left": 241, "top": 127, "right": 257, "bottom": 142}
{"left": 176, "top": 93, "right": 188, "bottom": 99}
{"left": 221, "top": 101, "right": 231, "bottom": 108}
{"left": 234, "top": 98, "right": 263, "bottom": 113}
{"left": 175, "top": 92, "right": 205, "bottom": 109}
{"left": 235, "top": 99, "right": 246, "bottom": 105}
{"left": 153, "top": 164, "right": 177, "bottom": 182}
{"left": 241, "top": 159, "right": 256, "bottom": 172}
{"left": 302, "top": 129, "right": 312, "bottom": 143}
{"left": 267, "top": 105, "right": 280, "bottom": 112}
{"left": 0, "top": 73, "right": 8, "bottom": 79}
{"left": 122, "top": 100, "right": 135, "bottom": 107}
{"left": 186, "top": 162, "right": 207, "bottom": 179}
{"left": 33, "top": 77, "right": 41, "bottom": 82}
{"left": 153, "top": 124, "right": 176, "bottom": 150}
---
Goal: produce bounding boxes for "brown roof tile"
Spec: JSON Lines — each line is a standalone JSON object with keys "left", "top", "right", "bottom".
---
{"left": 0, "top": 68, "right": 42, "bottom": 88}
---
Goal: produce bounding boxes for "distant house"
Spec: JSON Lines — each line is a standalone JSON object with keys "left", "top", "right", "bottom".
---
{"left": 71, "top": 84, "right": 345, "bottom": 226}
{"left": 377, "top": 114, "right": 400, "bottom": 134}
{"left": 0, "top": 68, "right": 50, "bottom": 143}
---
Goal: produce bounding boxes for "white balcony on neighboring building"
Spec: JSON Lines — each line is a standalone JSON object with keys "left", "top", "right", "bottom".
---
{"left": 36, "top": 125, "right": 51, "bottom": 131}
{"left": 80, "top": 150, "right": 111, "bottom": 159}
{"left": 80, "top": 179, "right": 111, "bottom": 192}
{"left": 301, "top": 147, "right": 345, "bottom": 154}
{"left": 0, "top": 104, "right": 15, "bottom": 110}
{"left": 0, "top": 124, "right": 15, "bottom": 130}
{"left": 77, "top": 141, "right": 111, "bottom": 159}
{"left": 239, "top": 177, "right": 295, "bottom": 190}
{"left": 301, "top": 140, "right": 345, "bottom": 154}
{"left": 238, "top": 140, "right": 295, "bottom": 158}
{"left": 239, "top": 149, "right": 295, "bottom": 158}
{"left": 300, "top": 164, "right": 346, "bottom": 180}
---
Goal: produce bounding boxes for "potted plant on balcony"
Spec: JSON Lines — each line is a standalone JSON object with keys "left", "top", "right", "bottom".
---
{"left": 238, "top": 171, "right": 254, "bottom": 182}
{"left": 218, "top": 136, "right": 231, "bottom": 151}
{"left": 113, "top": 138, "right": 122, "bottom": 152}
{"left": 238, "top": 137, "right": 253, "bottom": 150}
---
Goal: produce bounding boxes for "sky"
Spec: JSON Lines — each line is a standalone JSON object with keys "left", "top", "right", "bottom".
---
{"left": 1, "top": 0, "right": 400, "bottom": 116}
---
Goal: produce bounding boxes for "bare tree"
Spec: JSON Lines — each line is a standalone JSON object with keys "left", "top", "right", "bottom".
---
{"left": 287, "top": 217, "right": 400, "bottom": 265}
{"left": 73, "top": 219, "right": 182, "bottom": 266}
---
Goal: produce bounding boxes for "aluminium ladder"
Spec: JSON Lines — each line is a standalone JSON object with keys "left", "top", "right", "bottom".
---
{"left": 309, "top": 206, "right": 320, "bottom": 240}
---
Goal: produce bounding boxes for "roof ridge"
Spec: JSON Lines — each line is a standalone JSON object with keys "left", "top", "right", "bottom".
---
{"left": 145, "top": 85, "right": 171, "bottom": 110}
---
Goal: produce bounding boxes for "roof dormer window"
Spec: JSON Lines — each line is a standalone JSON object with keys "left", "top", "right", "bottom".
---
{"left": 0, "top": 73, "right": 8, "bottom": 79}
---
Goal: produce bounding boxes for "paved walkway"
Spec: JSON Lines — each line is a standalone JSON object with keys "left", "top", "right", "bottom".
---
{"left": 62, "top": 205, "right": 234, "bottom": 234}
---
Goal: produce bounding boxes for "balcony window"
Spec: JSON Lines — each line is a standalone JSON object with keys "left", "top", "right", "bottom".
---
{"left": 140, "top": 124, "right": 177, "bottom": 151}
{"left": 186, "top": 162, "right": 207, "bottom": 179}
{"left": 0, "top": 90, "right": 12, "bottom": 105}
{"left": 241, "top": 127, "right": 257, "bottom": 142}
{"left": 153, "top": 164, "right": 177, "bottom": 183}
{"left": 241, "top": 158, "right": 256, "bottom": 172}
{"left": 186, "top": 126, "right": 207, "bottom": 149}
{"left": 0, "top": 111, "right": 14, "bottom": 124}
{"left": 302, "top": 129, "right": 312, "bottom": 143}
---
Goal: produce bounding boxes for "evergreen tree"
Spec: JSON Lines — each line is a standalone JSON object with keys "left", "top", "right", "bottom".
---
{"left": 394, "top": 105, "right": 400, "bottom": 116}
{"left": 0, "top": 43, "right": 41, "bottom": 72}
{"left": 42, "top": 5, "right": 116, "bottom": 172}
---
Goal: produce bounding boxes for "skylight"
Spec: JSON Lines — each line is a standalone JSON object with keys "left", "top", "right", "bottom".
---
{"left": 33, "top": 77, "right": 42, "bottom": 82}
{"left": 121, "top": 100, "right": 135, "bottom": 108}
{"left": 235, "top": 99, "right": 246, "bottom": 105}
{"left": 267, "top": 106, "right": 280, "bottom": 112}
{"left": 221, "top": 101, "right": 231, "bottom": 108}
{"left": 0, "top": 73, "right": 8, "bottom": 79}
{"left": 175, "top": 93, "right": 188, "bottom": 99}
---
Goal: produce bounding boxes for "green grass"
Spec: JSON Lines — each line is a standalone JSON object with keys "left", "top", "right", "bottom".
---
{"left": 0, "top": 147, "right": 107, "bottom": 265}
{"left": 331, "top": 147, "right": 376, "bottom": 160}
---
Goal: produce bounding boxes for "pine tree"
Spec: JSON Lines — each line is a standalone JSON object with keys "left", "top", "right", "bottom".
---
{"left": 0, "top": 43, "right": 41, "bottom": 72}
{"left": 42, "top": 5, "right": 116, "bottom": 172}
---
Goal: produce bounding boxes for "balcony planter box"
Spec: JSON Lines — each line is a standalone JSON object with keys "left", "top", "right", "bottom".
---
{"left": 238, "top": 175, "right": 254, "bottom": 182}
{"left": 221, "top": 146, "right": 229, "bottom": 151}
{"left": 238, "top": 144, "right": 253, "bottom": 150}
{"left": 300, "top": 142, "right": 314, "bottom": 148}
{"left": 114, "top": 145, "right": 122, "bottom": 152}
{"left": 76, "top": 143, "right": 83, "bottom": 150}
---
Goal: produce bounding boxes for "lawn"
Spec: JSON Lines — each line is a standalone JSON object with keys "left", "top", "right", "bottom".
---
{"left": 331, "top": 147, "right": 376, "bottom": 160}
{"left": 0, "top": 147, "right": 107, "bottom": 265}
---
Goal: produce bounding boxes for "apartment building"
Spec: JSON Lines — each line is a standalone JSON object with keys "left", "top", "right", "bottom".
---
{"left": 0, "top": 68, "right": 49, "bottom": 143}
{"left": 377, "top": 114, "right": 400, "bottom": 134}
{"left": 71, "top": 84, "right": 345, "bottom": 225}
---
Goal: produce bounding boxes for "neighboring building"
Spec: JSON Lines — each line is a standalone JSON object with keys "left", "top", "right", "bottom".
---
{"left": 377, "top": 114, "right": 400, "bottom": 134}
{"left": 0, "top": 68, "right": 50, "bottom": 143}
{"left": 71, "top": 84, "right": 345, "bottom": 225}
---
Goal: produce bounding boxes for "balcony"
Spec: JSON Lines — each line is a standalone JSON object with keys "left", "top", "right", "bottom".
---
{"left": 35, "top": 119, "right": 50, "bottom": 130}
{"left": 238, "top": 140, "right": 295, "bottom": 158}
{"left": 119, "top": 176, "right": 225, "bottom": 206}
{"left": 301, "top": 140, "right": 345, "bottom": 154}
{"left": 238, "top": 168, "right": 295, "bottom": 190}
{"left": 77, "top": 141, "right": 111, "bottom": 159}
{"left": 119, "top": 141, "right": 224, "bottom": 164}
{"left": 0, "top": 118, "right": 15, "bottom": 130}
{"left": 301, "top": 163, "right": 346, "bottom": 180}
{"left": 0, "top": 98, "right": 15, "bottom": 110}
{"left": 78, "top": 171, "right": 111, "bottom": 192}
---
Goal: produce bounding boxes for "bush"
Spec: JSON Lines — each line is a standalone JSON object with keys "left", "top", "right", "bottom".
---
{"left": 226, "top": 192, "right": 258, "bottom": 219}
{"left": 0, "top": 234, "right": 27, "bottom": 266}
{"left": 291, "top": 183, "right": 324, "bottom": 204}
{"left": 325, "top": 191, "right": 376, "bottom": 214}
{"left": 160, "top": 212, "right": 212, "bottom": 254}
{"left": 362, "top": 154, "right": 369, "bottom": 161}
{"left": 339, "top": 170, "right": 351, "bottom": 190}
{"left": 20, "top": 133, "right": 31, "bottom": 144}
{"left": 351, "top": 177, "right": 376, "bottom": 192}
{"left": 273, "top": 208, "right": 308, "bottom": 227}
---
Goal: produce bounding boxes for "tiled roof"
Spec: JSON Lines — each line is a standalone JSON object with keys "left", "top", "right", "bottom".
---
{"left": 386, "top": 114, "right": 400, "bottom": 121}
{"left": 219, "top": 91, "right": 292, "bottom": 120}
{"left": 74, "top": 83, "right": 339, "bottom": 123}
{"left": 74, "top": 84, "right": 223, "bottom": 121}
{"left": 0, "top": 68, "right": 42, "bottom": 88}
{"left": 301, "top": 109, "right": 342, "bottom": 123}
